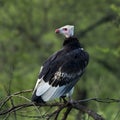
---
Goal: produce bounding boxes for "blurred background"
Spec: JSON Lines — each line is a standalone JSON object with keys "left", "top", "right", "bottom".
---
{"left": 0, "top": 0, "right": 120, "bottom": 120}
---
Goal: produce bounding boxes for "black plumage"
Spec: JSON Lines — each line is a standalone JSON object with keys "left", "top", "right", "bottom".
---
{"left": 32, "top": 36, "right": 89, "bottom": 103}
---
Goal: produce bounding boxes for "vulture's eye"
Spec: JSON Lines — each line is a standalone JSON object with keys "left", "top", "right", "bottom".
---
{"left": 63, "top": 28, "right": 67, "bottom": 31}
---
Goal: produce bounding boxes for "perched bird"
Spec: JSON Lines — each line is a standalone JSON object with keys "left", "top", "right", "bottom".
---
{"left": 32, "top": 25, "right": 89, "bottom": 103}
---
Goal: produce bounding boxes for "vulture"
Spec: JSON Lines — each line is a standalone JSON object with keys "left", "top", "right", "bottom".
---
{"left": 32, "top": 25, "right": 89, "bottom": 103}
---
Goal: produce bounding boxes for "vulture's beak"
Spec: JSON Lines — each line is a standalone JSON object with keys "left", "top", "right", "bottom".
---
{"left": 55, "top": 29, "right": 60, "bottom": 33}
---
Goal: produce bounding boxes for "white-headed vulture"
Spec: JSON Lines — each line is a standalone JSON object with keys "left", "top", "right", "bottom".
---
{"left": 32, "top": 25, "right": 89, "bottom": 103}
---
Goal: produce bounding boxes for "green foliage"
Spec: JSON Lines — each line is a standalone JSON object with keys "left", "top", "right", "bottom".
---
{"left": 0, "top": 0, "right": 120, "bottom": 119}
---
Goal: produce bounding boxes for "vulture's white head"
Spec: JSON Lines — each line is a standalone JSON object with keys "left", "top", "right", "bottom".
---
{"left": 55, "top": 25, "right": 74, "bottom": 38}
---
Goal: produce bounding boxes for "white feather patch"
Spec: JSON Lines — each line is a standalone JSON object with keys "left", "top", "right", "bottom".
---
{"left": 50, "top": 86, "right": 66, "bottom": 99}
{"left": 32, "top": 78, "right": 41, "bottom": 94}
{"left": 32, "top": 66, "right": 43, "bottom": 94}
{"left": 81, "top": 48, "right": 84, "bottom": 50}
{"left": 39, "top": 66, "right": 43, "bottom": 73}
{"left": 42, "top": 83, "right": 75, "bottom": 101}
{"left": 36, "top": 78, "right": 51, "bottom": 96}
{"left": 42, "top": 86, "right": 59, "bottom": 101}
{"left": 42, "top": 85, "right": 68, "bottom": 101}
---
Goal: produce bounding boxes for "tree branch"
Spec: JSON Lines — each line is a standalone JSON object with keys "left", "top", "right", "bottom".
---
{"left": 77, "top": 98, "right": 120, "bottom": 103}
{"left": 0, "top": 89, "right": 32, "bottom": 109}
{"left": 0, "top": 90, "right": 120, "bottom": 120}
{"left": 71, "top": 102, "right": 104, "bottom": 120}
{"left": 0, "top": 102, "right": 105, "bottom": 120}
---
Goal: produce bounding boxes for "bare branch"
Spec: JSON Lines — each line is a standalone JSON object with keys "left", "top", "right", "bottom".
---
{"left": 77, "top": 98, "right": 120, "bottom": 103}
{"left": 46, "top": 105, "right": 64, "bottom": 120}
{"left": 0, "top": 89, "right": 32, "bottom": 109}
{"left": 71, "top": 102, "right": 104, "bottom": 120}
{"left": 1, "top": 90, "right": 120, "bottom": 120}
{"left": 0, "top": 102, "right": 104, "bottom": 120}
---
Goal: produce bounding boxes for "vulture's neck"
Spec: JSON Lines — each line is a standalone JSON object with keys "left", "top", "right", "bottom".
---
{"left": 63, "top": 37, "right": 82, "bottom": 49}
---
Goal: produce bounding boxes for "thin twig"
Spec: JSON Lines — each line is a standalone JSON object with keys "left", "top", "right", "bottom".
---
{"left": 3, "top": 113, "right": 10, "bottom": 120}
{"left": 17, "top": 114, "right": 47, "bottom": 119}
{"left": 0, "top": 89, "right": 32, "bottom": 109}
{"left": 77, "top": 98, "right": 120, "bottom": 103}
{"left": 54, "top": 106, "right": 64, "bottom": 120}
{"left": 46, "top": 105, "right": 66, "bottom": 120}
{"left": 1, "top": 90, "right": 120, "bottom": 120}
{"left": 61, "top": 106, "right": 72, "bottom": 120}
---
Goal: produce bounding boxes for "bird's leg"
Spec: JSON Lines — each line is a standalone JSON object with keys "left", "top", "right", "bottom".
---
{"left": 60, "top": 96, "right": 67, "bottom": 103}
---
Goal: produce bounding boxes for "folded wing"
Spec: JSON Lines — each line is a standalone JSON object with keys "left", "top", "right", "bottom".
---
{"left": 32, "top": 48, "right": 89, "bottom": 102}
